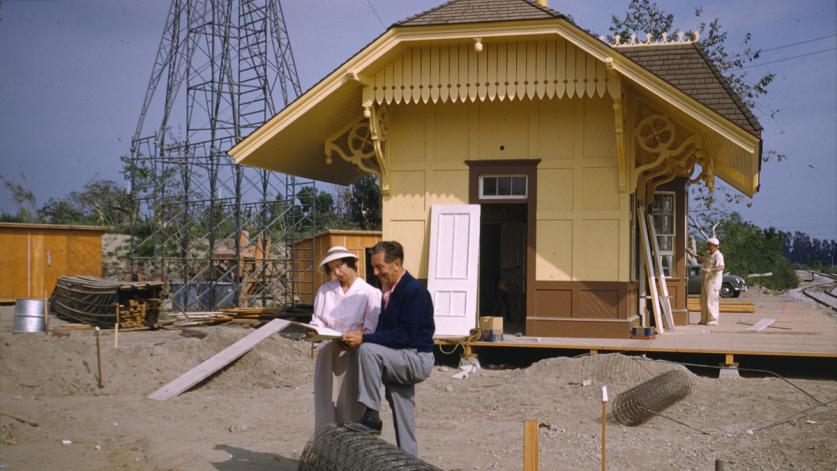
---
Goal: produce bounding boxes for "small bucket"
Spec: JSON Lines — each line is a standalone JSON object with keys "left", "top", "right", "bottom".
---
{"left": 13, "top": 299, "right": 46, "bottom": 334}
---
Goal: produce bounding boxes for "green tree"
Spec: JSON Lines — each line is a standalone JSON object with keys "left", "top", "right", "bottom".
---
{"left": 714, "top": 215, "right": 798, "bottom": 290}
{"left": 38, "top": 179, "right": 130, "bottom": 228}
{"left": 348, "top": 174, "right": 382, "bottom": 230}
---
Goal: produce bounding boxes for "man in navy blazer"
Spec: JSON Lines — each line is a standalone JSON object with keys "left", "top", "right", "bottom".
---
{"left": 342, "top": 240, "right": 435, "bottom": 456}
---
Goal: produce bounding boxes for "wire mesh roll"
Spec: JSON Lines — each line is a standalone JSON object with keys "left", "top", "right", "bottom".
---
{"left": 298, "top": 424, "right": 442, "bottom": 471}
{"left": 611, "top": 369, "right": 693, "bottom": 426}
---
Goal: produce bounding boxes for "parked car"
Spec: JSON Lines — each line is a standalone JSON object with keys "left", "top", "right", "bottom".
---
{"left": 686, "top": 264, "right": 748, "bottom": 298}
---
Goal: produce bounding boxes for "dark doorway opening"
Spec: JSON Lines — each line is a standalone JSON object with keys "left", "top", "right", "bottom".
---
{"left": 479, "top": 204, "right": 527, "bottom": 335}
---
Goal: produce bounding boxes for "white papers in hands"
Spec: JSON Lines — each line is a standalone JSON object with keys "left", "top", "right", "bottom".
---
{"left": 293, "top": 322, "right": 343, "bottom": 340}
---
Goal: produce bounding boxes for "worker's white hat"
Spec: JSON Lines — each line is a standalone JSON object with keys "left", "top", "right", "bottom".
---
{"left": 319, "top": 246, "right": 358, "bottom": 267}
{"left": 706, "top": 237, "right": 720, "bottom": 247}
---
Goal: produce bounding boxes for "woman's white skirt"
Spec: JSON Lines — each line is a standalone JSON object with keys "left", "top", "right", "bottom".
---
{"left": 313, "top": 341, "right": 364, "bottom": 433}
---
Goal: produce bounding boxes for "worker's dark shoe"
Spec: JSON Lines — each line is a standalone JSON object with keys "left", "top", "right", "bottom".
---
{"left": 344, "top": 416, "right": 382, "bottom": 435}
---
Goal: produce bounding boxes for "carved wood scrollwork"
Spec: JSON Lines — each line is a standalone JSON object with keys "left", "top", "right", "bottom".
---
{"left": 323, "top": 104, "right": 390, "bottom": 193}
{"left": 633, "top": 113, "right": 711, "bottom": 203}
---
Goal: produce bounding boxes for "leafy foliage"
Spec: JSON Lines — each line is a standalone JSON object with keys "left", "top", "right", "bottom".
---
{"left": 38, "top": 179, "right": 131, "bottom": 228}
{"left": 1, "top": 172, "right": 38, "bottom": 222}
{"left": 609, "top": 1, "right": 783, "bottom": 225}
{"left": 708, "top": 215, "right": 799, "bottom": 290}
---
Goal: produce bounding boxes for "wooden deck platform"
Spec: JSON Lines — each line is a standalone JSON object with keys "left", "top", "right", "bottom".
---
{"left": 453, "top": 296, "right": 837, "bottom": 360}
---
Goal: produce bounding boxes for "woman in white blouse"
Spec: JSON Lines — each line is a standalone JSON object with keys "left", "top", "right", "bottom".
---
{"left": 309, "top": 246, "right": 381, "bottom": 433}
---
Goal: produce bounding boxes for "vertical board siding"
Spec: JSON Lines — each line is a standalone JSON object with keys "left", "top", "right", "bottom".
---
{"left": 371, "top": 39, "right": 619, "bottom": 106}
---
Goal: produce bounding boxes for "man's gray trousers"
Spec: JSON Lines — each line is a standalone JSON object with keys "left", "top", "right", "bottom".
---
{"left": 357, "top": 342, "right": 434, "bottom": 456}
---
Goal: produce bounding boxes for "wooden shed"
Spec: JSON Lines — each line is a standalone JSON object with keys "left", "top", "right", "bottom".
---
{"left": 290, "top": 229, "right": 382, "bottom": 304}
{"left": 0, "top": 223, "right": 109, "bottom": 302}
{"left": 230, "top": 0, "right": 761, "bottom": 339}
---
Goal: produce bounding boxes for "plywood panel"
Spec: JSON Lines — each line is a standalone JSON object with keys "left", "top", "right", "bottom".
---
{"left": 534, "top": 286, "right": 572, "bottom": 318}
{"left": 577, "top": 220, "right": 619, "bottom": 281}
{"left": 389, "top": 104, "right": 426, "bottom": 163}
{"left": 536, "top": 220, "right": 572, "bottom": 281}
{"left": 582, "top": 97, "right": 616, "bottom": 159}
{"left": 428, "top": 169, "right": 469, "bottom": 206}
{"left": 538, "top": 168, "right": 573, "bottom": 211}
{"left": 0, "top": 229, "right": 30, "bottom": 299}
{"left": 389, "top": 170, "right": 426, "bottom": 217}
{"left": 578, "top": 288, "right": 619, "bottom": 319}
{"left": 0, "top": 227, "right": 105, "bottom": 300}
{"left": 582, "top": 167, "right": 619, "bottom": 210}
{"left": 388, "top": 220, "right": 427, "bottom": 278}
{"left": 477, "top": 101, "right": 529, "bottom": 159}
{"left": 537, "top": 100, "right": 574, "bottom": 160}
{"left": 433, "top": 104, "right": 469, "bottom": 162}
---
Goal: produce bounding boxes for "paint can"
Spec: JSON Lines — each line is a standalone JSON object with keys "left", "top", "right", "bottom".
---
{"left": 13, "top": 299, "right": 46, "bottom": 334}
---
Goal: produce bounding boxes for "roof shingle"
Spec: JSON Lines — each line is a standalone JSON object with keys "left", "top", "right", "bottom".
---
{"left": 615, "top": 43, "right": 761, "bottom": 136}
{"left": 397, "top": 0, "right": 564, "bottom": 27}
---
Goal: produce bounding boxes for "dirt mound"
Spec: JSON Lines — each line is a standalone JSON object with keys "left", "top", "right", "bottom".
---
{"left": 0, "top": 327, "right": 313, "bottom": 398}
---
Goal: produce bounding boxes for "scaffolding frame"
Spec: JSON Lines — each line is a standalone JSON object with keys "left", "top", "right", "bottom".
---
{"left": 128, "top": 0, "right": 315, "bottom": 311}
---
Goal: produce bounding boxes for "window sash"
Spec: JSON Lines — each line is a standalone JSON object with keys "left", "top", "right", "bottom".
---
{"left": 652, "top": 192, "right": 676, "bottom": 277}
{"left": 479, "top": 175, "right": 528, "bottom": 200}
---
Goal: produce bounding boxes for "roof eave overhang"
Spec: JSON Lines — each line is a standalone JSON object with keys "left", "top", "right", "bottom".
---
{"left": 231, "top": 18, "right": 761, "bottom": 194}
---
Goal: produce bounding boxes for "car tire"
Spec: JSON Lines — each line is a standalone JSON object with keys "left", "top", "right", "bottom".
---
{"left": 720, "top": 283, "right": 734, "bottom": 298}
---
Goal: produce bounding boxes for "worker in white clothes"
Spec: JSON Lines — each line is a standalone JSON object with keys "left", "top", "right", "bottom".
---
{"left": 309, "top": 246, "right": 381, "bottom": 434}
{"left": 689, "top": 237, "right": 725, "bottom": 326}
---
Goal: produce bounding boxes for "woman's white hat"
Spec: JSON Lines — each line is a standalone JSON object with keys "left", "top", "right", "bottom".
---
{"left": 319, "top": 246, "right": 358, "bottom": 267}
{"left": 706, "top": 237, "right": 720, "bottom": 247}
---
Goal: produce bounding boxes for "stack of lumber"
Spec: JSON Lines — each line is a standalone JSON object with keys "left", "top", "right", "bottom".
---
{"left": 686, "top": 297, "right": 755, "bottom": 313}
{"left": 120, "top": 298, "right": 162, "bottom": 328}
{"left": 51, "top": 275, "right": 163, "bottom": 328}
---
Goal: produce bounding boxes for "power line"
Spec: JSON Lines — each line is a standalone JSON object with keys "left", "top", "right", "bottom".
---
{"left": 738, "top": 47, "right": 837, "bottom": 69}
{"left": 761, "top": 33, "right": 836, "bottom": 53}
{"left": 730, "top": 32, "right": 836, "bottom": 60}
{"left": 365, "top": 0, "right": 386, "bottom": 29}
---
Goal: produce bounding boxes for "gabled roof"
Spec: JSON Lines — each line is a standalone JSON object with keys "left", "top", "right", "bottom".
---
{"left": 397, "top": 0, "right": 761, "bottom": 138}
{"left": 617, "top": 43, "right": 762, "bottom": 137}
{"left": 398, "top": 0, "right": 564, "bottom": 27}
{"left": 231, "top": 0, "right": 762, "bottom": 196}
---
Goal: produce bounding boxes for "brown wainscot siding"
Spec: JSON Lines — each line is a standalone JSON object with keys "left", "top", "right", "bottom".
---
{"left": 527, "top": 281, "right": 640, "bottom": 338}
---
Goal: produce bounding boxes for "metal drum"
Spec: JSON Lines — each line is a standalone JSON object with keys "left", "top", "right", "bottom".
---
{"left": 13, "top": 299, "right": 46, "bottom": 334}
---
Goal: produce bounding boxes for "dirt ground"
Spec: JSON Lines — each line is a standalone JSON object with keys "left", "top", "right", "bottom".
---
{"left": 1, "top": 291, "right": 836, "bottom": 470}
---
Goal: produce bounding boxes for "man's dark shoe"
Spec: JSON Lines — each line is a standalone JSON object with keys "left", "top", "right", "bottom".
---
{"left": 344, "top": 415, "right": 382, "bottom": 435}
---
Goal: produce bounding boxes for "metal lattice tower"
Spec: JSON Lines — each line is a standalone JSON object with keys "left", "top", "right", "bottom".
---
{"left": 128, "top": 0, "right": 315, "bottom": 311}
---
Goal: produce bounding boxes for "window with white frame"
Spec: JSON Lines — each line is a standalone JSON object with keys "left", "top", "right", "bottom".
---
{"left": 652, "top": 192, "right": 675, "bottom": 277}
{"left": 479, "top": 175, "right": 527, "bottom": 199}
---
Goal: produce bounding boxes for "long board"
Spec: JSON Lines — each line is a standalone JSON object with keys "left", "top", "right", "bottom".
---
{"left": 646, "top": 212, "right": 675, "bottom": 331}
{"left": 638, "top": 207, "right": 665, "bottom": 333}
{"left": 148, "top": 318, "right": 291, "bottom": 400}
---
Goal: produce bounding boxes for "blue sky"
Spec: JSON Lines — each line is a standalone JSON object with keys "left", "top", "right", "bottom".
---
{"left": 0, "top": 0, "right": 835, "bottom": 239}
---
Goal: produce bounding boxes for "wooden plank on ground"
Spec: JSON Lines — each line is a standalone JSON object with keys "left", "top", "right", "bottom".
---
{"left": 523, "top": 419, "right": 539, "bottom": 471}
{"left": 746, "top": 318, "right": 775, "bottom": 331}
{"left": 687, "top": 299, "right": 755, "bottom": 313}
{"left": 147, "top": 318, "right": 291, "bottom": 401}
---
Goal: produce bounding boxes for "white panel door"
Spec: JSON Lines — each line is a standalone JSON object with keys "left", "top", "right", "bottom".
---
{"left": 427, "top": 204, "right": 481, "bottom": 337}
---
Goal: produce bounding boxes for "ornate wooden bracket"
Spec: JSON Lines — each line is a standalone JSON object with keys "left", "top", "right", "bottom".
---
{"left": 323, "top": 102, "right": 390, "bottom": 193}
{"left": 632, "top": 113, "right": 710, "bottom": 203}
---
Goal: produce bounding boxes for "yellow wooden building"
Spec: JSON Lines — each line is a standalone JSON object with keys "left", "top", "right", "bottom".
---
{"left": 230, "top": 0, "right": 761, "bottom": 338}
